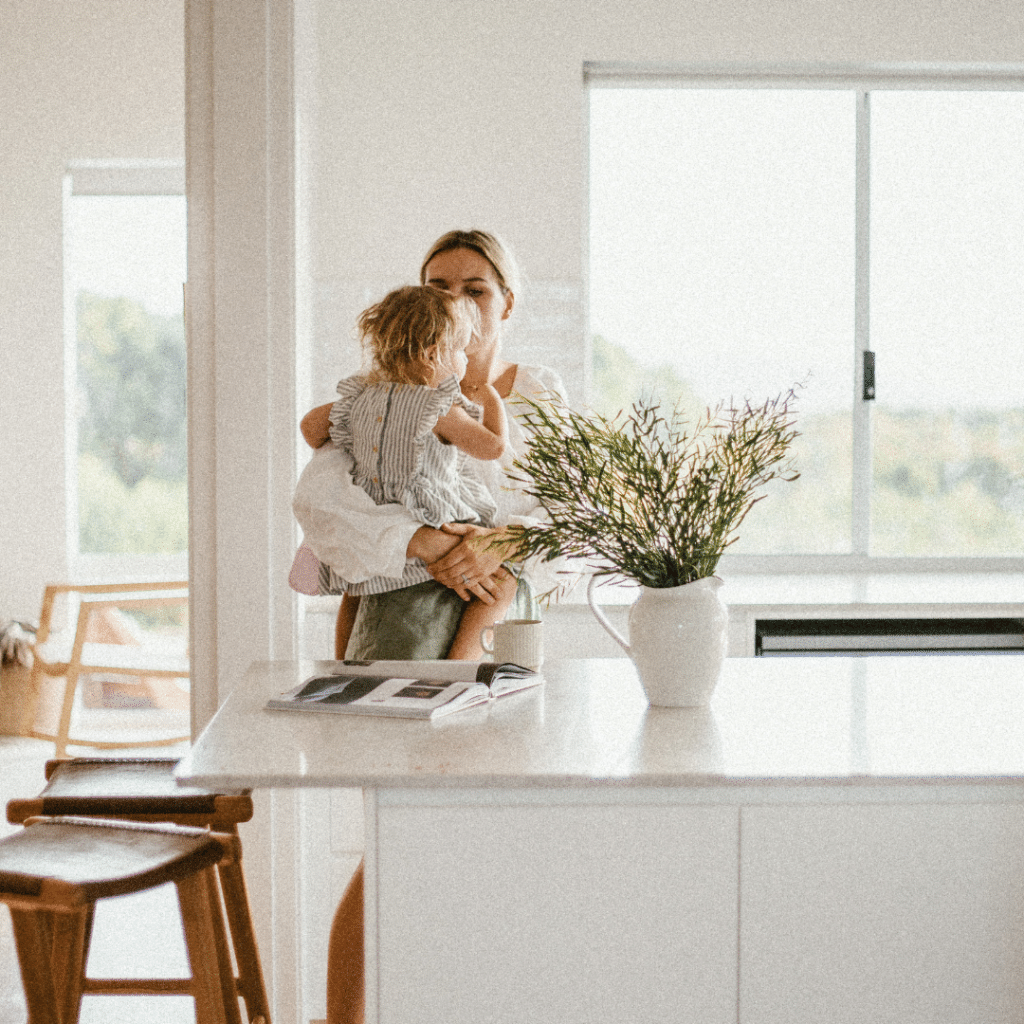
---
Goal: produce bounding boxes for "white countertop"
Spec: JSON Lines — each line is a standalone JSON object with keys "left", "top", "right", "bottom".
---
{"left": 175, "top": 656, "right": 1024, "bottom": 790}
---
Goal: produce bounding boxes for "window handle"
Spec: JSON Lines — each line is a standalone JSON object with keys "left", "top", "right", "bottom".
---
{"left": 863, "top": 350, "right": 876, "bottom": 400}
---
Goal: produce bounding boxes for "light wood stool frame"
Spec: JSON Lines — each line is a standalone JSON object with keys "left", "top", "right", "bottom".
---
{"left": 0, "top": 816, "right": 265, "bottom": 1024}
{"left": 21, "top": 582, "right": 190, "bottom": 758}
{"left": 7, "top": 758, "right": 271, "bottom": 1024}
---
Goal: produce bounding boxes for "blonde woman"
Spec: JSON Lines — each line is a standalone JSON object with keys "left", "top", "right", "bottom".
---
{"left": 297, "top": 229, "right": 566, "bottom": 661}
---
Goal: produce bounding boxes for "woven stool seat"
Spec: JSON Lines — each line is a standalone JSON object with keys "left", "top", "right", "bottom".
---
{"left": 6, "top": 759, "right": 269, "bottom": 1024}
{"left": 0, "top": 815, "right": 224, "bottom": 903}
{"left": 0, "top": 817, "right": 252, "bottom": 1024}
{"left": 7, "top": 757, "right": 253, "bottom": 829}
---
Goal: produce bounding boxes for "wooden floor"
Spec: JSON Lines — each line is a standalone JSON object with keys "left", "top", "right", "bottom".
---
{"left": 0, "top": 720, "right": 192, "bottom": 1024}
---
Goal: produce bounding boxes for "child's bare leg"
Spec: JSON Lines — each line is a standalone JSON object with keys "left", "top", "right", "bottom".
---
{"left": 334, "top": 593, "right": 361, "bottom": 659}
{"left": 446, "top": 573, "right": 518, "bottom": 660}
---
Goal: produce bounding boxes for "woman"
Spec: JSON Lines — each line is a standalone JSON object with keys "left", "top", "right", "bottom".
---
{"left": 296, "top": 228, "right": 566, "bottom": 661}
{"left": 296, "top": 229, "right": 566, "bottom": 1024}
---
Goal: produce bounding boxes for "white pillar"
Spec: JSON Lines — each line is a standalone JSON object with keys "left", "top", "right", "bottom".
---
{"left": 185, "top": 3, "right": 303, "bottom": 1021}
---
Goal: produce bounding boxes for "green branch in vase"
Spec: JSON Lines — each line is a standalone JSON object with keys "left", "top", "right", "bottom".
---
{"left": 504, "top": 388, "right": 801, "bottom": 595}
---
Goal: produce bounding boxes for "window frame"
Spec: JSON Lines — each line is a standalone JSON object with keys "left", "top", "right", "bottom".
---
{"left": 585, "top": 64, "right": 1024, "bottom": 579}
{"left": 63, "top": 158, "right": 188, "bottom": 582}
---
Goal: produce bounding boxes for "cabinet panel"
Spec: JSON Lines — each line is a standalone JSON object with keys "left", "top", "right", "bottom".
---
{"left": 741, "top": 803, "right": 1024, "bottom": 1024}
{"left": 375, "top": 802, "right": 738, "bottom": 1024}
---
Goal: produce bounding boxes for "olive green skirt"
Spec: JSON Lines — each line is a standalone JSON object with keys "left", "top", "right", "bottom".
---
{"left": 344, "top": 577, "right": 539, "bottom": 661}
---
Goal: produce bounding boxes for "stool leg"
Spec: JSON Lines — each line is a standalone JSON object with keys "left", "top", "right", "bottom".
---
{"left": 9, "top": 907, "right": 62, "bottom": 1024}
{"left": 177, "top": 867, "right": 242, "bottom": 1024}
{"left": 49, "top": 905, "right": 92, "bottom": 1024}
{"left": 217, "top": 855, "right": 271, "bottom": 1023}
{"left": 204, "top": 867, "right": 245, "bottom": 1024}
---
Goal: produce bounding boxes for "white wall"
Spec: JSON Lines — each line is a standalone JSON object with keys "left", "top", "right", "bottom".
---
{"left": 0, "top": 0, "right": 183, "bottom": 620}
{"left": 3, "top": 0, "right": 1021, "bottom": 623}
{"left": 304, "top": 0, "right": 1024, "bottom": 409}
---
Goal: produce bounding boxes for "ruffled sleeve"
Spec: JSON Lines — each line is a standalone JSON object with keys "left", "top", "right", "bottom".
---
{"left": 327, "top": 375, "right": 366, "bottom": 456}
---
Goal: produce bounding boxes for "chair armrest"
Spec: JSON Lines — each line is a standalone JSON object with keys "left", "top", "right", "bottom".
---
{"left": 34, "top": 582, "right": 188, "bottom": 643}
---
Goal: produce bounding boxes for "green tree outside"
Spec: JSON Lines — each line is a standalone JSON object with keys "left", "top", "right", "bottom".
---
{"left": 589, "top": 334, "right": 1024, "bottom": 557}
{"left": 76, "top": 291, "right": 188, "bottom": 554}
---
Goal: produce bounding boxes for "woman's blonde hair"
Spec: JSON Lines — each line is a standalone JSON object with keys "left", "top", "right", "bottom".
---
{"left": 358, "top": 285, "right": 476, "bottom": 386}
{"left": 419, "top": 229, "right": 521, "bottom": 297}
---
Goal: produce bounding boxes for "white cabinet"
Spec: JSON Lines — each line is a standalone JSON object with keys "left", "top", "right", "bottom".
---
{"left": 366, "top": 793, "right": 1024, "bottom": 1024}
{"left": 370, "top": 793, "right": 739, "bottom": 1024}
{"left": 740, "top": 802, "right": 1024, "bottom": 1024}
{"left": 176, "top": 658, "right": 1024, "bottom": 1024}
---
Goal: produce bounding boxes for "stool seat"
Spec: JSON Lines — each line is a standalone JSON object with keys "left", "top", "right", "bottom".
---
{"left": 0, "top": 817, "right": 246, "bottom": 1024}
{"left": 7, "top": 757, "right": 252, "bottom": 828}
{"left": 0, "top": 816, "right": 227, "bottom": 905}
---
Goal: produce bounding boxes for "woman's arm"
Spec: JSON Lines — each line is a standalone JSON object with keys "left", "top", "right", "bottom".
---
{"left": 294, "top": 445, "right": 423, "bottom": 582}
{"left": 421, "top": 522, "right": 517, "bottom": 602}
{"left": 294, "top": 442, "right": 508, "bottom": 596}
{"left": 406, "top": 525, "right": 464, "bottom": 564}
{"left": 406, "top": 523, "right": 506, "bottom": 604}
{"left": 296, "top": 395, "right": 511, "bottom": 596}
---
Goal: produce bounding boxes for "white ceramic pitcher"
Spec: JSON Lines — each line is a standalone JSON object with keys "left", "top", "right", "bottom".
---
{"left": 587, "top": 575, "right": 728, "bottom": 707}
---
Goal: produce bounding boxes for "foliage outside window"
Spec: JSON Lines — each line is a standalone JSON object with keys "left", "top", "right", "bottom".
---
{"left": 65, "top": 178, "right": 187, "bottom": 570}
{"left": 76, "top": 291, "right": 188, "bottom": 554}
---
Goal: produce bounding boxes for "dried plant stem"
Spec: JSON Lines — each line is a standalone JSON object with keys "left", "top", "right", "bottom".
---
{"left": 504, "top": 390, "right": 800, "bottom": 593}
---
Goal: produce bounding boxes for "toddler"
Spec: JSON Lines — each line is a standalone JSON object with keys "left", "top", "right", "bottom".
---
{"left": 323, "top": 285, "right": 516, "bottom": 660}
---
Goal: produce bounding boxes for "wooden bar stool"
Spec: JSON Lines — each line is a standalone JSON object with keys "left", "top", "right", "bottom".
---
{"left": 7, "top": 758, "right": 270, "bottom": 1024}
{"left": 0, "top": 816, "right": 252, "bottom": 1024}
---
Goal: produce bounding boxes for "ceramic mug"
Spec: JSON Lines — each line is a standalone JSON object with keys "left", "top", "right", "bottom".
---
{"left": 480, "top": 618, "right": 544, "bottom": 671}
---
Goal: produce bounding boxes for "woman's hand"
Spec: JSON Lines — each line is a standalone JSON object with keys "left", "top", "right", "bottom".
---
{"left": 419, "top": 523, "right": 513, "bottom": 603}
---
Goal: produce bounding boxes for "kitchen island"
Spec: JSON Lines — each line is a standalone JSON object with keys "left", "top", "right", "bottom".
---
{"left": 177, "top": 655, "right": 1024, "bottom": 1024}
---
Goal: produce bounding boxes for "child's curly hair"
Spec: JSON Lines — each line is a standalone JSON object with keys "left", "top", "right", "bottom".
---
{"left": 359, "top": 285, "right": 477, "bottom": 386}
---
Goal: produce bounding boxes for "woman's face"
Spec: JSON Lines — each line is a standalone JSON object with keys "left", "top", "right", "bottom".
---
{"left": 423, "top": 247, "right": 514, "bottom": 352}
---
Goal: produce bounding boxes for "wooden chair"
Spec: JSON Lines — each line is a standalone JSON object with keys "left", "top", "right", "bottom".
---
{"left": 0, "top": 815, "right": 265, "bottom": 1024}
{"left": 19, "top": 582, "right": 190, "bottom": 757}
{"left": 7, "top": 757, "right": 270, "bottom": 1024}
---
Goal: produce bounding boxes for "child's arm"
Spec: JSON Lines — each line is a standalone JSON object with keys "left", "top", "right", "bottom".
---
{"left": 433, "top": 383, "right": 508, "bottom": 461}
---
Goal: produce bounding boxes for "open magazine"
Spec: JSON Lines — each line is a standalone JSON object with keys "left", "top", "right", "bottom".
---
{"left": 266, "top": 659, "right": 541, "bottom": 720}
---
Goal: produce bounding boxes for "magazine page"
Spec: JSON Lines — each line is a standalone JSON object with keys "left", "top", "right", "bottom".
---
{"left": 475, "top": 661, "right": 542, "bottom": 697}
{"left": 329, "top": 659, "right": 540, "bottom": 690}
{"left": 328, "top": 659, "right": 486, "bottom": 682}
{"left": 267, "top": 671, "right": 488, "bottom": 718}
